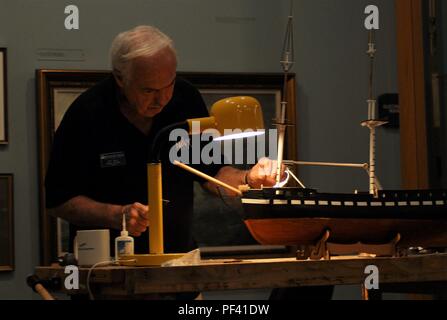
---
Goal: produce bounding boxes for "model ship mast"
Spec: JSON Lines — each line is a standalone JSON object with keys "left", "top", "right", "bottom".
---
{"left": 178, "top": 5, "right": 386, "bottom": 195}
{"left": 240, "top": 8, "right": 447, "bottom": 256}
{"left": 361, "top": 29, "right": 387, "bottom": 197}
{"left": 276, "top": 1, "right": 376, "bottom": 190}
{"left": 282, "top": 28, "right": 386, "bottom": 194}
{"left": 276, "top": 0, "right": 295, "bottom": 185}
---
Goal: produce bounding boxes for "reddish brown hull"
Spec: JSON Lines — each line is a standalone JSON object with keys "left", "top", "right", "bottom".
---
{"left": 244, "top": 218, "right": 447, "bottom": 247}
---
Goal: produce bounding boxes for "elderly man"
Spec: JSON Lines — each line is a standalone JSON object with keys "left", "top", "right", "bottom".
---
{"left": 45, "top": 25, "right": 283, "bottom": 257}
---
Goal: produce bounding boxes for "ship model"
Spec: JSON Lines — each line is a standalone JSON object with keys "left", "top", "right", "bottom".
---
{"left": 239, "top": 6, "right": 447, "bottom": 257}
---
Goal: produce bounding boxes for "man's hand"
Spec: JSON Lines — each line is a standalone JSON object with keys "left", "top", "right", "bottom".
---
{"left": 121, "top": 202, "right": 149, "bottom": 237}
{"left": 246, "top": 157, "right": 287, "bottom": 188}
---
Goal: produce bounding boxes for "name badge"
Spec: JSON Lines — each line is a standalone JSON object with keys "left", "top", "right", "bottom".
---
{"left": 100, "top": 152, "right": 126, "bottom": 168}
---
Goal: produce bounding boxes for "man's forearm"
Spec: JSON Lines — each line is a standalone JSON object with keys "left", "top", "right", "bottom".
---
{"left": 48, "top": 195, "right": 122, "bottom": 230}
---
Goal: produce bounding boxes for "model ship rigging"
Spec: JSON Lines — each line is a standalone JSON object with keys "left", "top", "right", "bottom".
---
{"left": 174, "top": 2, "right": 447, "bottom": 257}
{"left": 239, "top": 3, "right": 447, "bottom": 254}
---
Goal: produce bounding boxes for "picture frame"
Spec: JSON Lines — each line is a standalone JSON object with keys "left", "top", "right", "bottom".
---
{"left": 36, "top": 70, "right": 110, "bottom": 265}
{"left": 0, "top": 174, "right": 14, "bottom": 271}
{"left": 36, "top": 69, "right": 297, "bottom": 264}
{"left": 0, "top": 48, "right": 7, "bottom": 144}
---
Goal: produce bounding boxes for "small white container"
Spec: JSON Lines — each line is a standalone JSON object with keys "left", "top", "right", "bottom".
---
{"left": 115, "top": 213, "right": 134, "bottom": 260}
{"left": 115, "top": 230, "right": 134, "bottom": 259}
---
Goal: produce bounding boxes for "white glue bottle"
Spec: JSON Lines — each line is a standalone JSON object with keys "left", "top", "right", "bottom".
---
{"left": 115, "top": 213, "right": 134, "bottom": 260}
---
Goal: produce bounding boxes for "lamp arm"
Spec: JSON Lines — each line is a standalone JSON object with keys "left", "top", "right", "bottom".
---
{"left": 150, "top": 121, "right": 189, "bottom": 162}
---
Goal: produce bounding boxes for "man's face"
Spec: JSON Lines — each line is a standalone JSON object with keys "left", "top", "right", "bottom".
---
{"left": 117, "top": 48, "right": 177, "bottom": 118}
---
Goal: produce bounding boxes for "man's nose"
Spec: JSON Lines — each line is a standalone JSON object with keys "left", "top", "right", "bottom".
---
{"left": 154, "top": 88, "right": 172, "bottom": 106}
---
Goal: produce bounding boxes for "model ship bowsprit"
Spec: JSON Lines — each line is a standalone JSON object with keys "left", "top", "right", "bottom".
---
{"left": 239, "top": 11, "right": 447, "bottom": 254}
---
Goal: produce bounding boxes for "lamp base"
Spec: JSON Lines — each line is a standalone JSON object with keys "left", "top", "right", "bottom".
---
{"left": 117, "top": 253, "right": 186, "bottom": 266}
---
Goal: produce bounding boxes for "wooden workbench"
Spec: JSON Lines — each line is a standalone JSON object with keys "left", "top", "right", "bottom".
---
{"left": 34, "top": 253, "right": 447, "bottom": 298}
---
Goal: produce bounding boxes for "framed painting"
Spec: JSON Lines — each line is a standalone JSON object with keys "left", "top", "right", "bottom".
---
{"left": 0, "top": 174, "right": 14, "bottom": 271}
{"left": 36, "top": 70, "right": 297, "bottom": 264}
{"left": 36, "top": 70, "right": 110, "bottom": 264}
{"left": 0, "top": 48, "right": 7, "bottom": 144}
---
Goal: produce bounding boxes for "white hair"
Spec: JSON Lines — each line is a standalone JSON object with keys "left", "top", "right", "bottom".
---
{"left": 110, "top": 25, "right": 176, "bottom": 82}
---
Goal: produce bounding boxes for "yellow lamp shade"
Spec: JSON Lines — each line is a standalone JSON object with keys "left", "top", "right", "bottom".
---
{"left": 187, "top": 96, "right": 265, "bottom": 140}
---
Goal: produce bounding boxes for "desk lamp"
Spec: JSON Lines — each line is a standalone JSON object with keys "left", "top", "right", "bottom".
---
{"left": 120, "top": 96, "right": 264, "bottom": 266}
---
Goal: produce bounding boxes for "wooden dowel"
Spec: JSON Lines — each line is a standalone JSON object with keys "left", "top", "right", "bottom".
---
{"left": 173, "top": 161, "right": 242, "bottom": 196}
{"left": 35, "top": 284, "right": 55, "bottom": 300}
{"left": 284, "top": 160, "right": 368, "bottom": 169}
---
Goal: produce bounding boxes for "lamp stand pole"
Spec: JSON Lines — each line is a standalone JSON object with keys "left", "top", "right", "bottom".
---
{"left": 118, "top": 162, "right": 185, "bottom": 266}
{"left": 147, "top": 163, "right": 164, "bottom": 254}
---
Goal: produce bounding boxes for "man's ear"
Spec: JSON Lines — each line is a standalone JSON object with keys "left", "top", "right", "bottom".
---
{"left": 113, "top": 70, "right": 125, "bottom": 88}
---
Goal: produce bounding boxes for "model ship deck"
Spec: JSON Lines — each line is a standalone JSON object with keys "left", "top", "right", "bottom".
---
{"left": 241, "top": 188, "right": 447, "bottom": 247}
{"left": 242, "top": 188, "right": 447, "bottom": 219}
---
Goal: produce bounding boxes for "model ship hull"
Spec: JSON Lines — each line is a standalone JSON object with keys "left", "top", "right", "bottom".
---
{"left": 241, "top": 188, "right": 447, "bottom": 247}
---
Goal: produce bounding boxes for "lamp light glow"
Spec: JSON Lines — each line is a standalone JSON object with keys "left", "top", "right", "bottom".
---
{"left": 213, "top": 131, "right": 265, "bottom": 142}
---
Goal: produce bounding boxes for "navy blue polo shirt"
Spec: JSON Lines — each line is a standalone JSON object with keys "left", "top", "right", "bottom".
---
{"left": 45, "top": 76, "right": 223, "bottom": 254}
